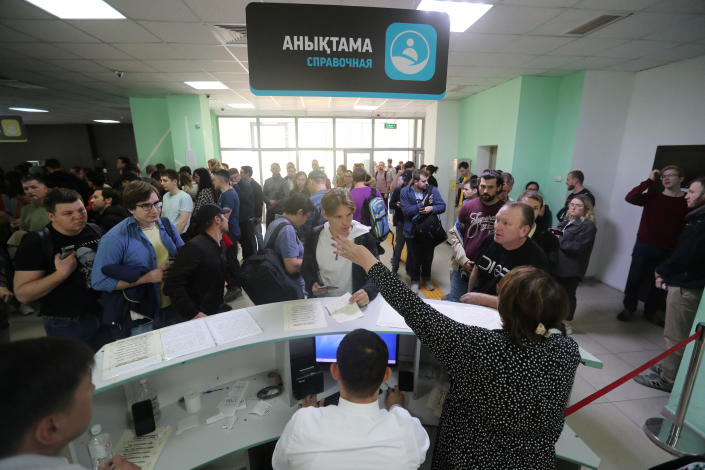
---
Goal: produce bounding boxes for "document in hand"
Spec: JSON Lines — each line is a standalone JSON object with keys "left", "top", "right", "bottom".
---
{"left": 325, "top": 293, "right": 364, "bottom": 323}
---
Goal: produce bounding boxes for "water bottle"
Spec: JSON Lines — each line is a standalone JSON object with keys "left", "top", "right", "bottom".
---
{"left": 136, "top": 377, "right": 161, "bottom": 421}
{"left": 87, "top": 424, "right": 112, "bottom": 470}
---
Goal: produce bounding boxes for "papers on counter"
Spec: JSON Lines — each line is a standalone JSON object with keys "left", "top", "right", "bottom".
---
{"left": 283, "top": 300, "right": 327, "bottom": 331}
{"left": 375, "top": 302, "right": 410, "bottom": 330}
{"left": 102, "top": 331, "right": 163, "bottom": 379}
{"left": 114, "top": 426, "right": 172, "bottom": 470}
{"left": 160, "top": 318, "right": 214, "bottom": 361}
{"left": 205, "top": 308, "right": 263, "bottom": 345}
{"left": 374, "top": 299, "right": 502, "bottom": 331}
{"left": 325, "top": 293, "right": 364, "bottom": 323}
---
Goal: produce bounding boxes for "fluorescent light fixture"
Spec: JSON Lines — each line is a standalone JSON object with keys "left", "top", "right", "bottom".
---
{"left": 228, "top": 103, "right": 255, "bottom": 109}
{"left": 24, "top": 0, "right": 125, "bottom": 19}
{"left": 417, "top": 0, "right": 492, "bottom": 33}
{"left": 184, "top": 81, "right": 228, "bottom": 90}
{"left": 93, "top": 119, "right": 120, "bottom": 124}
{"left": 9, "top": 106, "right": 48, "bottom": 113}
{"left": 354, "top": 105, "right": 379, "bottom": 111}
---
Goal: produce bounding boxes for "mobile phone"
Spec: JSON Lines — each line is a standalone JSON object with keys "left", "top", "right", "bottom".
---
{"left": 131, "top": 399, "right": 156, "bottom": 436}
{"left": 549, "top": 229, "right": 562, "bottom": 236}
{"left": 60, "top": 245, "right": 75, "bottom": 259}
{"left": 323, "top": 285, "right": 338, "bottom": 290}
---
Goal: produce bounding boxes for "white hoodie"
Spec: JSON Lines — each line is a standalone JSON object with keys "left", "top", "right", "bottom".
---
{"left": 316, "top": 220, "right": 370, "bottom": 297}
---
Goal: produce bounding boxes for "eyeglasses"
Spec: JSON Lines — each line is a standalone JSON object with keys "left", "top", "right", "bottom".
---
{"left": 135, "top": 202, "right": 162, "bottom": 211}
{"left": 568, "top": 203, "right": 584, "bottom": 208}
{"left": 661, "top": 173, "right": 679, "bottom": 179}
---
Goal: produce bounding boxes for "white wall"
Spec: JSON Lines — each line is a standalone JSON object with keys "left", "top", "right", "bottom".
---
{"left": 424, "top": 100, "right": 459, "bottom": 224}
{"left": 597, "top": 55, "right": 705, "bottom": 290}
{"left": 571, "top": 71, "right": 634, "bottom": 278}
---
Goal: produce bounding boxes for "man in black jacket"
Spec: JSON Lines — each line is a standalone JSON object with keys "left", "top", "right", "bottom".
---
{"left": 636, "top": 177, "right": 705, "bottom": 392}
{"left": 163, "top": 204, "right": 233, "bottom": 319}
{"left": 229, "top": 168, "right": 256, "bottom": 259}
{"left": 90, "top": 187, "right": 129, "bottom": 232}
{"left": 241, "top": 166, "right": 264, "bottom": 251}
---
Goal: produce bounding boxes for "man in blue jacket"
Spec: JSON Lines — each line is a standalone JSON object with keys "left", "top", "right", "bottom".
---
{"left": 401, "top": 169, "right": 446, "bottom": 294}
{"left": 635, "top": 176, "right": 705, "bottom": 392}
{"left": 91, "top": 181, "right": 183, "bottom": 337}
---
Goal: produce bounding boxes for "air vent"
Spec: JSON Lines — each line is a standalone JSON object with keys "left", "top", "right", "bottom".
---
{"left": 212, "top": 24, "right": 248, "bottom": 45}
{"left": 564, "top": 14, "right": 630, "bottom": 36}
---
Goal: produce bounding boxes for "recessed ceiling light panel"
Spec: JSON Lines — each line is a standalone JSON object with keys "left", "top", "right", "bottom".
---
{"left": 417, "top": 0, "right": 492, "bottom": 33}
{"left": 354, "top": 105, "right": 378, "bottom": 111}
{"left": 228, "top": 103, "right": 255, "bottom": 109}
{"left": 9, "top": 106, "right": 48, "bottom": 113}
{"left": 93, "top": 119, "right": 120, "bottom": 124}
{"left": 24, "top": 0, "right": 125, "bottom": 19}
{"left": 184, "top": 81, "right": 228, "bottom": 90}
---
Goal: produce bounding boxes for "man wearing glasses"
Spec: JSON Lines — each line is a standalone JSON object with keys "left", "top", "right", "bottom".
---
{"left": 92, "top": 181, "right": 184, "bottom": 339}
{"left": 619, "top": 166, "right": 687, "bottom": 324}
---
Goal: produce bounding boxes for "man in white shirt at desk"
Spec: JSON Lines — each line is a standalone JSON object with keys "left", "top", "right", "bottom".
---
{"left": 272, "top": 329, "right": 429, "bottom": 470}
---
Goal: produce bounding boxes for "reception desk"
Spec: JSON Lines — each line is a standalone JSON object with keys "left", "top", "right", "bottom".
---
{"left": 70, "top": 297, "right": 601, "bottom": 469}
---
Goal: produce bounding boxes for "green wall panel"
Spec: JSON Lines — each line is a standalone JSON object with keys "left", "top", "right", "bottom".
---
{"left": 129, "top": 97, "right": 174, "bottom": 169}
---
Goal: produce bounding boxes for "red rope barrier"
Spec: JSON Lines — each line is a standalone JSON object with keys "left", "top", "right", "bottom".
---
{"left": 565, "top": 329, "right": 703, "bottom": 417}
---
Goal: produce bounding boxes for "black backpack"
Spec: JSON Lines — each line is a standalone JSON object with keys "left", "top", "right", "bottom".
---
{"left": 240, "top": 220, "right": 305, "bottom": 305}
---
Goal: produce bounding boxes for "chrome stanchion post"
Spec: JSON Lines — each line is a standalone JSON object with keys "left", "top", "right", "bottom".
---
{"left": 644, "top": 322, "right": 705, "bottom": 456}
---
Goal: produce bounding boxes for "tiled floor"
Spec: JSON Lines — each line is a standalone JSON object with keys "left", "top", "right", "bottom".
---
{"left": 7, "top": 238, "right": 679, "bottom": 469}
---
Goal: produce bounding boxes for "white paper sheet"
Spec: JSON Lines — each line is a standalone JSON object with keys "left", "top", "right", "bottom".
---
{"left": 160, "top": 318, "right": 215, "bottom": 360}
{"left": 205, "top": 309, "right": 263, "bottom": 345}
{"left": 114, "top": 426, "right": 172, "bottom": 470}
{"left": 325, "top": 293, "right": 364, "bottom": 323}
{"left": 102, "top": 331, "right": 163, "bottom": 379}
{"left": 283, "top": 300, "right": 327, "bottom": 331}
{"left": 375, "top": 301, "right": 410, "bottom": 330}
{"left": 424, "top": 300, "right": 503, "bottom": 330}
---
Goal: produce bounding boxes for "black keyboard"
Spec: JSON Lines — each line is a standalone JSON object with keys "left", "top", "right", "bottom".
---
{"left": 323, "top": 391, "right": 340, "bottom": 406}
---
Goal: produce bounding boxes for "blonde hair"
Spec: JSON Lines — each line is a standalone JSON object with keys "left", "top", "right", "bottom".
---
{"left": 321, "top": 188, "right": 355, "bottom": 215}
{"left": 570, "top": 194, "right": 595, "bottom": 222}
{"left": 207, "top": 158, "right": 223, "bottom": 172}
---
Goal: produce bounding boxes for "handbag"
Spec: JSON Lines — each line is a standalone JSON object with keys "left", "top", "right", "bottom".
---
{"left": 411, "top": 191, "right": 447, "bottom": 247}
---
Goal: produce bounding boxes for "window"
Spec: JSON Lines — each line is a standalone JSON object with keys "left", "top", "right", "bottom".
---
{"left": 298, "top": 118, "right": 333, "bottom": 148}
{"left": 336, "top": 118, "right": 372, "bottom": 148}
{"left": 299, "top": 150, "right": 334, "bottom": 177}
{"left": 261, "top": 151, "right": 296, "bottom": 183}
{"left": 219, "top": 118, "right": 257, "bottom": 148}
{"left": 259, "top": 118, "right": 296, "bottom": 148}
{"left": 374, "top": 119, "right": 414, "bottom": 148}
{"left": 221, "top": 151, "right": 261, "bottom": 183}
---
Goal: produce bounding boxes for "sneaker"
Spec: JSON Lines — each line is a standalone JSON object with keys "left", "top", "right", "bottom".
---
{"left": 634, "top": 371, "right": 673, "bottom": 392}
{"left": 223, "top": 287, "right": 242, "bottom": 302}
{"left": 617, "top": 309, "right": 634, "bottom": 322}
{"left": 423, "top": 280, "right": 435, "bottom": 291}
{"left": 410, "top": 282, "right": 419, "bottom": 294}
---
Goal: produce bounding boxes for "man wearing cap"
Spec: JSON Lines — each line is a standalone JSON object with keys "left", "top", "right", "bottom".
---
{"left": 163, "top": 204, "right": 234, "bottom": 319}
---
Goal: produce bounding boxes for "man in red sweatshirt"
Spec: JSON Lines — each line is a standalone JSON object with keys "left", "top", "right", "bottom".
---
{"left": 619, "top": 165, "right": 687, "bottom": 324}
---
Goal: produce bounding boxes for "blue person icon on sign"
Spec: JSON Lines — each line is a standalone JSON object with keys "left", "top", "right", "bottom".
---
{"left": 385, "top": 23, "right": 437, "bottom": 81}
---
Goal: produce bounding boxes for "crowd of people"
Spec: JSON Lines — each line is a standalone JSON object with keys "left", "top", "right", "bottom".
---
{"left": 0, "top": 154, "right": 703, "bottom": 469}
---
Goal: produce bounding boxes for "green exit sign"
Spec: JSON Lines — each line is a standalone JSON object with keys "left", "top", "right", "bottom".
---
{"left": 384, "top": 123, "right": 397, "bottom": 129}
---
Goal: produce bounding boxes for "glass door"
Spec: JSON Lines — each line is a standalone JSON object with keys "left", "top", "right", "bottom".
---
{"left": 344, "top": 150, "right": 373, "bottom": 175}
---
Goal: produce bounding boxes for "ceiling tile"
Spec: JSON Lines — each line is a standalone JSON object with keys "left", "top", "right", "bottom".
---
{"left": 0, "top": 0, "right": 54, "bottom": 19}
{"left": 108, "top": 0, "right": 201, "bottom": 21}
{"left": 645, "top": 0, "right": 705, "bottom": 14}
{"left": 68, "top": 20, "right": 160, "bottom": 43}
{"left": 497, "top": 35, "right": 574, "bottom": 54}
{"left": 567, "top": 56, "right": 628, "bottom": 68}
{"left": 573, "top": 0, "right": 661, "bottom": 10}
{"left": 139, "top": 21, "right": 220, "bottom": 45}
{"left": 608, "top": 55, "right": 670, "bottom": 71}
{"left": 46, "top": 59, "right": 110, "bottom": 73}
{"left": 547, "top": 37, "right": 629, "bottom": 55}
{"left": 182, "top": 0, "right": 248, "bottom": 23}
{"left": 643, "top": 15, "right": 705, "bottom": 42}
{"left": 589, "top": 12, "right": 688, "bottom": 39}
{"left": 597, "top": 39, "right": 678, "bottom": 58}
{"left": 193, "top": 60, "right": 245, "bottom": 72}
{"left": 145, "top": 59, "right": 203, "bottom": 72}
{"left": 0, "top": 23, "right": 38, "bottom": 41}
{"left": 2, "top": 20, "right": 99, "bottom": 42}
{"left": 648, "top": 42, "right": 705, "bottom": 62}
{"left": 55, "top": 43, "right": 134, "bottom": 60}
{"left": 449, "top": 52, "right": 534, "bottom": 67}
{"left": 469, "top": 5, "right": 563, "bottom": 35}
{"left": 169, "top": 44, "right": 232, "bottom": 60}
{"left": 225, "top": 45, "right": 248, "bottom": 61}
{"left": 113, "top": 43, "right": 181, "bottom": 60}
{"left": 3, "top": 42, "right": 81, "bottom": 59}
{"left": 524, "top": 54, "right": 584, "bottom": 67}
{"left": 96, "top": 60, "right": 158, "bottom": 73}
{"left": 500, "top": 0, "right": 581, "bottom": 6}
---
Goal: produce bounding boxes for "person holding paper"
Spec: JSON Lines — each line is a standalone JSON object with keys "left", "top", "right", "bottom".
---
{"left": 0, "top": 337, "right": 139, "bottom": 470}
{"left": 164, "top": 204, "right": 234, "bottom": 319}
{"left": 302, "top": 188, "right": 379, "bottom": 307}
{"left": 272, "top": 329, "right": 429, "bottom": 469}
{"left": 331, "top": 235, "right": 580, "bottom": 470}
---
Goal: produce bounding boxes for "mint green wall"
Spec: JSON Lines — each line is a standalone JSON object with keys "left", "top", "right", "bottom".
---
{"left": 210, "top": 110, "right": 221, "bottom": 161}
{"left": 129, "top": 97, "right": 174, "bottom": 169}
{"left": 166, "top": 94, "right": 211, "bottom": 169}
{"left": 457, "top": 72, "right": 585, "bottom": 215}
{"left": 457, "top": 78, "right": 522, "bottom": 173}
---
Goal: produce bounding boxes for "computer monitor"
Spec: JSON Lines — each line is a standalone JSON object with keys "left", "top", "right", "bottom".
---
{"left": 315, "top": 333, "right": 399, "bottom": 365}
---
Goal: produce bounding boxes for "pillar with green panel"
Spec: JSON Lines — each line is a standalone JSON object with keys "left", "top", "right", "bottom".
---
{"left": 129, "top": 94, "right": 220, "bottom": 172}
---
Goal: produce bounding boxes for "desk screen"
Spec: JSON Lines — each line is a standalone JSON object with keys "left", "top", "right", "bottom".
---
{"left": 315, "top": 333, "right": 398, "bottom": 365}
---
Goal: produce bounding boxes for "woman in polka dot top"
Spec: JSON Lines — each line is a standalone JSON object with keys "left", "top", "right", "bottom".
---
{"left": 333, "top": 235, "right": 581, "bottom": 469}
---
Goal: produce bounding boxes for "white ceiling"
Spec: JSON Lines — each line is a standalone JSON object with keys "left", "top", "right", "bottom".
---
{"left": 0, "top": 0, "right": 704, "bottom": 124}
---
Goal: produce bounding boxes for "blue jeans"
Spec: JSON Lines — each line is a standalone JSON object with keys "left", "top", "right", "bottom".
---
{"left": 447, "top": 268, "right": 469, "bottom": 302}
{"left": 43, "top": 314, "right": 103, "bottom": 349}
{"left": 129, "top": 306, "right": 176, "bottom": 337}
{"left": 623, "top": 241, "right": 670, "bottom": 314}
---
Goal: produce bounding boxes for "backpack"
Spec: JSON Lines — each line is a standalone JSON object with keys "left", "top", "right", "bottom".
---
{"left": 240, "top": 220, "right": 305, "bottom": 305}
{"left": 361, "top": 186, "right": 390, "bottom": 242}
{"left": 37, "top": 222, "right": 103, "bottom": 274}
